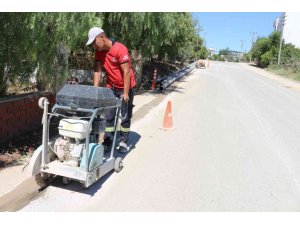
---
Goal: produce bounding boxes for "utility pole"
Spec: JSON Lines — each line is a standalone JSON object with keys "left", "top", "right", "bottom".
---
{"left": 196, "top": 25, "right": 201, "bottom": 61}
{"left": 238, "top": 40, "right": 245, "bottom": 62}
{"left": 196, "top": 24, "right": 203, "bottom": 46}
{"left": 240, "top": 40, "right": 244, "bottom": 52}
{"left": 278, "top": 12, "right": 286, "bottom": 65}
{"left": 196, "top": 25, "right": 200, "bottom": 46}
{"left": 249, "top": 31, "right": 257, "bottom": 63}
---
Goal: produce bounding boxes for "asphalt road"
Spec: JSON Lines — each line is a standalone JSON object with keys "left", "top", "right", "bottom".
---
{"left": 20, "top": 62, "right": 300, "bottom": 211}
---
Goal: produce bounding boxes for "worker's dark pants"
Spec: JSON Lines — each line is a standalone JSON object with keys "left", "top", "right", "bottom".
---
{"left": 104, "top": 88, "right": 134, "bottom": 144}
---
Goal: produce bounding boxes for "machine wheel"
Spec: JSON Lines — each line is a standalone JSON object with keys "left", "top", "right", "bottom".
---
{"left": 80, "top": 182, "right": 89, "bottom": 189}
{"left": 62, "top": 177, "right": 71, "bottom": 185}
{"left": 114, "top": 157, "right": 123, "bottom": 173}
{"left": 38, "top": 97, "right": 48, "bottom": 109}
{"left": 35, "top": 173, "right": 50, "bottom": 188}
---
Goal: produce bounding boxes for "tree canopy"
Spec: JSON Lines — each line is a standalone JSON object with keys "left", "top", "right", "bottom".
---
{"left": 0, "top": 12, "right": 207, "bottom": 96}
{"left": 250, "top": 31, "right": 300, "bottom": 67}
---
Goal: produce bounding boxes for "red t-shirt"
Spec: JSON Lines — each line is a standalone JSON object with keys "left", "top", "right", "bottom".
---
{"left": 95, "top": 42, "right": 136, "bottom": 89}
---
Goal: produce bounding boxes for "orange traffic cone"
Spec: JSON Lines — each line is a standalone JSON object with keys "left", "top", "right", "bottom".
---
{"left": 161, "top": 101, "right": 174, "bottom": 131}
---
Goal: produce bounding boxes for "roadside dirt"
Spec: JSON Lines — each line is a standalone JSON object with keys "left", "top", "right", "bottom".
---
{"left": 0, "top": 132, "right": 38, "bottom": 169}
{"left": 0, "top": 123, "right": 59, "bottom": 169}
{"left": 242, "top": 63, "right": 300, "bottom": 91}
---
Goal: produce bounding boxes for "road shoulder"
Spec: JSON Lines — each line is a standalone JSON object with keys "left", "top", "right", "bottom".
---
{"left": 242, "top": 63, "right": 300, "bottom": 91}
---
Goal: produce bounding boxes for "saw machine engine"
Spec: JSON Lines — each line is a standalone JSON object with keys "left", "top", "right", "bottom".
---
{"left": 52, "top": 118, "right": 96, "bottom": 167}
{"left": 53, "top": 137, "right": 84, "bottom": 167}
{"left": 27, "top": 84, "right": 123, "bottom": 188}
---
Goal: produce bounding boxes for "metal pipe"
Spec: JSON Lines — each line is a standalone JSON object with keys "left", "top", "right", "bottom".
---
{"left": 110, "top": 106, "right": 121, "bottom": 159}
{"left": 159, "top": 63, "right": 195, "bottom": 91}
{"left": 42, "top": 99, "right": 49, "bottom": 169}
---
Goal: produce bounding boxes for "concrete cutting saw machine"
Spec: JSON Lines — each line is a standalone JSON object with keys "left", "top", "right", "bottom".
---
{"left": 27, "top": 84, "right": 123, "bottom": 188}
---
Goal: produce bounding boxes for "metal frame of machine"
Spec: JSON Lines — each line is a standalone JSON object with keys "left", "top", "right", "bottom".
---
{"left": 28, "top": 94, "right": 123, "bottom": 188}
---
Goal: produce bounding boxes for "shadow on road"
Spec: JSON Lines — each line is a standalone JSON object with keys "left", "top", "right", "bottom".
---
{"left": 50, "top": 131, "right": 141, "bottom": 196}
{"left": 248, "top": 63, "right": 261, "bottom": 68}
{"left": 160, "top": 86, "right": 185, "bottom": 94}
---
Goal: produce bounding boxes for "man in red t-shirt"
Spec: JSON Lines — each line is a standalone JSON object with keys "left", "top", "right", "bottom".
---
{"left": 86, "top": 27, "right": 136, "bottom": 153}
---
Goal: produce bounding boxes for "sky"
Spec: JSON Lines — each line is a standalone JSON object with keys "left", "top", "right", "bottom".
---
{"left": 192, "top": 12, "right": 283, "bottom": 53}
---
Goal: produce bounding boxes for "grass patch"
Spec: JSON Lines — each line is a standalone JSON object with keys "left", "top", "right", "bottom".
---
{"left": 267, "top": 65, "right": 300, "bottom": 81}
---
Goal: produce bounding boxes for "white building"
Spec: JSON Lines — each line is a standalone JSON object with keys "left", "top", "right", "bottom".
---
{"left": 274, "top": 12, "right": 300, "bottom": 48}
{"left": 208, "top": 48, "right": 215, "bottom": 57}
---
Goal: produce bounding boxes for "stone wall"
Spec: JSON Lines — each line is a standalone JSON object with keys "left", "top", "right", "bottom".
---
{"left": 0, "top": 92, "right": 55, "bottom": 144}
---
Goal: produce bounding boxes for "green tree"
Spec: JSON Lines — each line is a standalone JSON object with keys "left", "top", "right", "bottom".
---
{"left": 198, "top": 46, "right": 208, "bottom": 59}
{"left": 281, "top": 43, "right": 300, "bottom": 65}
{"left": 269, "top": 31, "right": 281, "bottom": 47}
{"left": 250, "top": 32, "right": 281, "bottom": 67}
{"left": 165, "top": 13, "right": 197, "bottom": 62}
{"left": 1, "top": 12, "right": 203, "bottom": 95}
{"left": 0, "top": 13, "right": 102, "bottom": 96}
{"left": 251, "top": 37, "right": 271, "bottom": 66}
{"left": 261, "top": 50, "right": 275, "bottom": 67}
{"left": 30, "top": 13, "right": 102, "bottom": 92}
{"left": 102, "top": 12, "right": 200, "bottom": 61}
{"left": 211, "top": 54, "right": 219, "bottom": 61}
{"left": 0, "top": 13, "right": 35, "bottom": 96}
{"left": 219, "top": 47, "right": 231, "bottom": 56}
